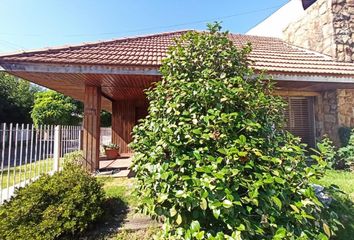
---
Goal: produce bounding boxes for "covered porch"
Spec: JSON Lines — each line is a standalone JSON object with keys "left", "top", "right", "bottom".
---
{"left": 0, "top": 62, "right": 161, "bottom": 172}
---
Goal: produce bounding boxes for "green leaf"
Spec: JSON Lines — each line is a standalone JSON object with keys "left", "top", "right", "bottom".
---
{"left": 200, "top": 198, "right": 208, "bottom": 210}
{"left": 176, "top": 214, "right": 182, "bottom": 225}
{"left": 193, "top": 151, "right": 201, "bottom": 160}
{"left": 271, "top": 196, "right": 282, "bottom": 210}
{"left": 217, "top": 148, "right": 227, "bottom": 155}
{"left": 239, "top": 135, "right": 246, "bottom": 144}
{"left": 238, "top": 151, "right": 247, "bottom": 157}
{"left": 213, "top": 209, "right": 220, "bottom": 219}
{"left": 157, "top": 193, "right": 168, "bottom": 203}
{"left": 196, "top": 231, "right": 205, "bottom": 240}
{"left": 289, "top": 204, "right": 299, "bottom": 213}
{"left": 323, "top": 223, "right": 331, "bottom": 237}
{"left": 192, "top": 129, "right": 202, "bottom": 134}
{"left": 222, "top": 199, "right": 233, "bottom": 208}
{"left": 170, "top": 206, "right": 177, "bottom": 217}
{"left": 274, "top": 227, "right": 286, "bottom": 239}
{"left": 236, "top": 224, "right": 246, "bottom": 231}
{"left": 190, "top": 220, "right": 200, "bottom": 232}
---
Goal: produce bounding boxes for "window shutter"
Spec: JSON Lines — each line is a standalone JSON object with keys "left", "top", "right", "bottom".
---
{"left": 283, "top": 97, "right": 315, "bottom": 147}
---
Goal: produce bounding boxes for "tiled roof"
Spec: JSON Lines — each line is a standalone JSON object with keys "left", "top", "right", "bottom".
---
{"left": 1, "top": 30, "right": 354, "bottom": 77}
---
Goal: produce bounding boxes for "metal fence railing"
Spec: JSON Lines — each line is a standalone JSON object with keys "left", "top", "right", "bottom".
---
{"left": 0, "top": 123, "right": 81, "bottom": 204}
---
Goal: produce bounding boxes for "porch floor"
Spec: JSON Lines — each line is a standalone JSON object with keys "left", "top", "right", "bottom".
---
{"left": 98, "top": 155, "right": 133, "bottom": 177}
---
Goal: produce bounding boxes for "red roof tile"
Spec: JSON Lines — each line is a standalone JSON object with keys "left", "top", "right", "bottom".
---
{"left": 1, "top": 30, "right": 354, "bottom": 77}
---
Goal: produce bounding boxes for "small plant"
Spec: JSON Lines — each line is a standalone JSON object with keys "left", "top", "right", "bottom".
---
{"left": 103, "top": 143, "right": 120, "bottom": 150}
{"left": 338, "top": 129, "right": 354, "bottom": 170}
{"left": 103, "top": 143, "right": 120, "bottom": 159}
{"left": 0, "top": 151, "right": 105, "bottom": 240}
{"left": 317, "top": 136, "right": 337, "bottom": 168}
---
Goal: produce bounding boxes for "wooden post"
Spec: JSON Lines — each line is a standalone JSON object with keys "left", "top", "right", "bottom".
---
{"left": 53, "top": 125, "right": 61, "bottom": 172}
{"left": 83, "top": 85, "right": 101, "bottom": 172}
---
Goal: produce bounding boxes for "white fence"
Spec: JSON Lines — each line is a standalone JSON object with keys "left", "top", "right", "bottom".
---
{"left": 100, "top": 127, "right": 112, "bottom": 146}
{"left": 0, "top": 123, "right": 81, "bottom": 203}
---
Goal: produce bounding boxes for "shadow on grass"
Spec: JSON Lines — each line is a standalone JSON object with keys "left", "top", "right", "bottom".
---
{"left": 331, "top": 193, "right": 354, "bottom": 239}
{"left": 77, "top": 196, "right": 129, "bottom": 240}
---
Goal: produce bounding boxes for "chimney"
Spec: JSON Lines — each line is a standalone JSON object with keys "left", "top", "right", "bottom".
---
{"left": 283, "top": 0, "right": 354, "bottom": 62}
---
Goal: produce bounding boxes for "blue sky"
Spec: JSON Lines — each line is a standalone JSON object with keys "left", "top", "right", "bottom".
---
{"left": 0, "top": 0, "right": 288, "bottom": 54}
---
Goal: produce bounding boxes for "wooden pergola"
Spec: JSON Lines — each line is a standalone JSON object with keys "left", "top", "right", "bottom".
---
{"left": 1, "top": 31, "right": 354, "bottom": 172}
{"left": 0, "top": 64, "right": 161, "bottom": 172}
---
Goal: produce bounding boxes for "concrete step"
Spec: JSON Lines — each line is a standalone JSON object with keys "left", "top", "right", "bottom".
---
{"left": 99, "top": 157, "right": 133, "bottom": 170}
{"left": 121, "top": 215, "right": 161, "bottom": 231}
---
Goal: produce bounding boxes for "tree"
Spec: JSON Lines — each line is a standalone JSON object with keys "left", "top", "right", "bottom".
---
{"left": 131, "top": 24, "right": 340, "bottom": 239}
{"left": 31, "top": 90, "right": 82, "bottom": 126}
{"left": 0, "top": 72, "right": 40, "bottom": 123}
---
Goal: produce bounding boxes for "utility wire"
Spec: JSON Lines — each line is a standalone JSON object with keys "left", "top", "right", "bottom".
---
{"left": 0, "top": 4, "right": 283, "bottom": 38}
{"left": 0, "top": 39, "right": 25, "bottom": 51}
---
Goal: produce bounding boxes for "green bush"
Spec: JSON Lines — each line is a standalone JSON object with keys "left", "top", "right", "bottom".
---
{"left": 319, "top": 131, "right": 354, "bottom": 170}
{"left": 131, "top": 24, "right": 341, "bottom": 239}
{"left": 317, "top": 136, "right": 337, "bottom": 168}
{"left": 0, "top": 152, "right": 105, "bottom": 240}
{"left": 338, "top": 127, "right": 351, "bottom": 147}
{"left": 338, "top": 129, "right": 354, "bottom": 170}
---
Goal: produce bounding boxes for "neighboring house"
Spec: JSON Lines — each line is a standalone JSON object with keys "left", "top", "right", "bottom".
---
{"left": 248, "top": 0, "right": 354, "bottom": 145}
{"left": 247, "top": 0, "right": 306, "bottom": 38}
{"left": 1, "top": 0, "right": 354, "bottom": 172}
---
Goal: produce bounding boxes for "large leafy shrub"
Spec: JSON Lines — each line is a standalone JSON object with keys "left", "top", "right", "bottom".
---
{"left": 131, "top": 24, "right": 340, "bottom": 239}
{"left": 0, "top": 152, "right": 105, "bottom": 240}
{"left": 31, "top": 90, "right": 83, "bottom": 126}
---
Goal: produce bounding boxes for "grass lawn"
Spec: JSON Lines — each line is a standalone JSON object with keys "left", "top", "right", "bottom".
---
{"left": 314, "top": 170, "right": 354, "bottom": 239}
{"left": 0, "top": 158, "right": 54, "bottom": 189}
{"left": 316, "top": 170, "right": 354, "bottom": 201}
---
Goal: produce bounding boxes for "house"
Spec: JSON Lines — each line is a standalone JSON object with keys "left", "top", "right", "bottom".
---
{"left": 1, "top": 0, "right": 354, "bottom": 172}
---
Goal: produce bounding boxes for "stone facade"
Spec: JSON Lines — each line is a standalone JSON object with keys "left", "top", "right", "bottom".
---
{"left": 314, "top": 90, "right": 340, "bottom": 144}
{"left": 284, "top": 0, "right": 354, "bottom": 144}
{"left": 283, "top": 0, "right": 336, "bottom": 57}
{"left": 283, "top": 0, "right": 354, "bottom": 62}
{"left": 333, "top": 0, "right": 354, "bottom": 62}
{"left": 337, "top": 89, "right": 354, "bottom": 125}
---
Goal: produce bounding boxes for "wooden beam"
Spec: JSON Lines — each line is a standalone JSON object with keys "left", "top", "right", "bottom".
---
{"left": 83, "top": 85, "right": 101, "bottom": 172}
{"left": 0, "top": 62, "right": 160, "bottom": 75}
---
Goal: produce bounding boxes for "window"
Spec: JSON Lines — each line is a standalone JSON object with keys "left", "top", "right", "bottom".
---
{"left": 283, "top": 96, "right": 315, "bottom": 147}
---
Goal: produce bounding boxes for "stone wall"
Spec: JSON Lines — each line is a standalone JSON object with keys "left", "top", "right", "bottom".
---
{"left": 283, "top": 0, "right": 335, "bottom": 57}
{"left": 283, "top": 0, "right": 354, "bottom": 62}
{"left": 333, "top": 0, "right": 354, "bottom": 62}
{"left": 337, "top": 89, "right": 354, "bottom": 125}
{"left": 314, "top": 89, "right": 354, "bottom": 145}
{"left": 315, "top": 90, "right": 340, "bottom": 144}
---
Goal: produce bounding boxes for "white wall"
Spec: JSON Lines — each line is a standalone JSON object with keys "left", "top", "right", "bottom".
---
{"left": 246, "top": 0, "right": 305, "bottom": 38}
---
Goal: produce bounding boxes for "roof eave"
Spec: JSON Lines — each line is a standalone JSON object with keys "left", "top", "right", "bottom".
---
{"left": 268, "top": 72, "right": 354, "bottom": 83}
{"left": 0, "top": 61, "right": 161, "bottom": 76}
{"left": 1, "top": 61, "right": 354, "bottom": 84}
